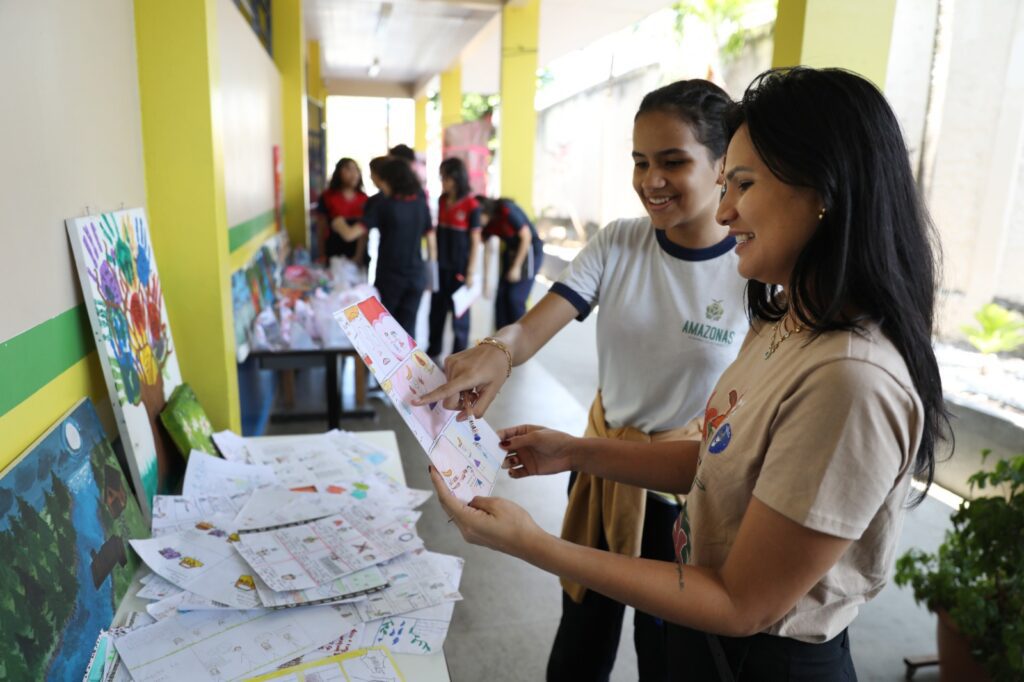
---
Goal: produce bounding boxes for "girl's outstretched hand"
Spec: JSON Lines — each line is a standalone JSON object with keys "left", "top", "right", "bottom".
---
{"left": 498, "top": 424, "right": 576, "bottom": 478}
{"left": 412, "top": 343, "right": 510, "bottom": 419}
{"left": 429, "top": 466, "right": 545, "bottom": 557}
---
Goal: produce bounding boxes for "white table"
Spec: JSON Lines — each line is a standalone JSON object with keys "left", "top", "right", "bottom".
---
{"left": 114, "top": 430, "right": 451, "bottom": 681}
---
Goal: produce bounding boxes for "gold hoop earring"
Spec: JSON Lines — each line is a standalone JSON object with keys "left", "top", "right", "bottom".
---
{"left": 817, "top": 207, "right": 827, "bottom": 221}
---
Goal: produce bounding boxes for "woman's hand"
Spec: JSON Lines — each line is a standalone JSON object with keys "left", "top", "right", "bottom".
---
{"left": 413, "top": 343, "right": 510, "bottom": 418}
{"left": 429, "top": 466, "right": 546, "bottom": 557}
{"left": 505, "top": 269, "right": 522, "bottom": 284}
{"left": 498, "top": 424, "right": 576, "bottom": 478}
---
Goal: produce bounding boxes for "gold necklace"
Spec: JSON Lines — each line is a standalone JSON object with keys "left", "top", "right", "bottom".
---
{"left": 763, "top": 316, "right": 804, "bottom": 360}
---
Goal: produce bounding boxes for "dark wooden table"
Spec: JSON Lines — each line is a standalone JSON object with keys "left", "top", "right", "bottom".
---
{"left": 248, "top": 346, "right": 375, "bottom": 429}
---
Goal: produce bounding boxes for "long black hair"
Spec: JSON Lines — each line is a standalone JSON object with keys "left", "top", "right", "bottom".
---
{"left": 377, "top": 157, "right": 421, "bottom": 197}
{"left": 328, "top": 157, "right": 364, "bottom": 193}
{"left": 635, "top": 79, "right": 733, "bottom": 161}
{"left": 439, "top": 157, "right": 472, "bottom": 199}
{"left": 729, "top": 67, "right": 949, "bottom": 500}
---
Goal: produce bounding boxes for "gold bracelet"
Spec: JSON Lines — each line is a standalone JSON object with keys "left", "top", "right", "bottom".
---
{"left": 477, "top": 337, "right": 512, "bottom": 378}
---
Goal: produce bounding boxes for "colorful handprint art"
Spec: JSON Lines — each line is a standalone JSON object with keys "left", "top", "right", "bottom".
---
{"left": 67, "top": 209, "right": 184, "bottom": 518}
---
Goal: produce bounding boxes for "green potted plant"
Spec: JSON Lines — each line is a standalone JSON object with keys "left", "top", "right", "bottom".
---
{"left": 895, "top": 451, "right": 1024, "bottom": 681}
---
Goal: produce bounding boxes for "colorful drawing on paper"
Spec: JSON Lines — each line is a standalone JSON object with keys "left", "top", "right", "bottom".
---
{"left": 67, "top": 208, "right": 184, "bottom": 516}
{"left": 387, "top": 354, "right": 454, "bottom": 443}
{"left": 334, "top": 295, "right": 503, "bottom": 501}
{"left": 357, "top": 297, "right": 415, "bottom": 360}
{"left": 0, "top": 399, "right": 148, "bottom": 681}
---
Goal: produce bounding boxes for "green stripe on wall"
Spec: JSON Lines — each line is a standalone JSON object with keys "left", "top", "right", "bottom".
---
{"left": 0, "top": 306, "right": 94, "bottom": 417}
{"left": 228, "top": 209, "right": 278, "bottom": 252}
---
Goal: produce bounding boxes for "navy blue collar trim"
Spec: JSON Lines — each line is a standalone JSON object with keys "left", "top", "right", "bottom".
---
{"left": 655, "top": 229, "right": 736, "bottom": 261}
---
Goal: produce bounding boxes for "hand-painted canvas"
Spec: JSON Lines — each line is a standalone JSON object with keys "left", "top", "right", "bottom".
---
{"left": 0, "top": 398, "right": 149, "bottom": 681}
{"left": 159, "top": 383, "right": 216, "bottom": 460}
{"left": 67, "top": 208, "right": 185, "bottom": 517}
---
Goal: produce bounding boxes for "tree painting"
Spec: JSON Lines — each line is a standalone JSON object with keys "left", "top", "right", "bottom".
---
{"left": 0, "top": 399, "right": 147, "bottom": 680}
{"left": 67, "top": 209, "right": 184, "bottom": 518}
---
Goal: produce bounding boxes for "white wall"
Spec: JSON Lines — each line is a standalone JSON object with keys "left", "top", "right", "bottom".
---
{"left": 217, "top": 0, "right": 283, "bottom": 229}
{"left": 0, "top": 0, "right": 146, "bottom": 341}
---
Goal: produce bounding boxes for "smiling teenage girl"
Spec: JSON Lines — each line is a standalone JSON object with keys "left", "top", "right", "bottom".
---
{"left": 431, "top": 67, "right": 949, "bottom": 681}
{"left": 417, "top": 80, "right": 748, "bottom": 681}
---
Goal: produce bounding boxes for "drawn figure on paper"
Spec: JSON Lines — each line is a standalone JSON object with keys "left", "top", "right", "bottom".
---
{"left": 390, "top": 357, "right": 454, "bottom": 442}
{"left": 159, "top": 547, "right": 181, "bottom": 560}
{"left": 357, "top": 297, "right": 415, "bottom": 359}
{"left": 340, "top": 309, "right": 398, "bottom": 376}
{"left": 234, "top": 575, "right": 256, "bottom": 592}
{"left": 75, "top": 211, "right": 183, "bottom": 504}
{"left": 178, "top": 556, "right": 203, "bottom": 569}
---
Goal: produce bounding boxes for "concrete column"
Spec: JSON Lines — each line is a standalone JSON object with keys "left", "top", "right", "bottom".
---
{"left": 440, "top": 64, "right": 463, "bottom": 130}
{"left": 414, "top": 95, "right": 428, "bottom": 152}
{"left": 773, "top": 0, "right": 898, "bottom": 88}
{"left": 307, "top": 39, "right": 326, "bottom": 104}
{"left": 272, "top": 0, "right": 309, "bottom": 247}
{"left": 499, "top": 0, "right": 539, "bottom": 215}
{"left": 134, "top": 0, "right": 240, "bottom": 431}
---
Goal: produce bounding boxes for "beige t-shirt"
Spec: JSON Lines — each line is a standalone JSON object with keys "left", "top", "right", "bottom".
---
{"left": 684, "top": 321, "right": 924, "bottom": 643}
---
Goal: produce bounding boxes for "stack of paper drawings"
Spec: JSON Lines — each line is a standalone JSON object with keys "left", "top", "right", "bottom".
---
{"left": 101, "top": 431, "right": 464, "bottom": 681}
{"left": 333, "top": 295, "right": 506, "bottom": 502}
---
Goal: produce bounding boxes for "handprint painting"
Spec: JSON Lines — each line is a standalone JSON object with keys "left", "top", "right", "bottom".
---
{"left": 67, "top": 209, "right": 183, "bottom": 518}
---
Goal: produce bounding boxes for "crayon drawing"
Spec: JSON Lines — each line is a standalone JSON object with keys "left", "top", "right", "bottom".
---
{"left": 339, "top": 306, "right": 403, "bottom": 378}
{"left": 429, "top": 437, "right": 491, "bottom": 502}
{"left": 0, "top": 399, "right": 148, "bottom": 681}
{"left": 357, "top": 297, "right": 415, "bottom": 361}
{"left": 388, "top": 354, "right": 454, "bottom": 443}
{"left": 67, "top": 209, "right": 184, "bottom": 517}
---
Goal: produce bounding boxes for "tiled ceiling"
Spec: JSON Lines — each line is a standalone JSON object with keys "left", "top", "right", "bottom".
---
{"left": 305, "top": 0, "right": 673, "bottom": 94}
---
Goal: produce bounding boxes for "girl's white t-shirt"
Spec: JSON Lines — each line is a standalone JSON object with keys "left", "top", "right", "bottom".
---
{"left": 551, "top": 217, "right": 749, "bottom": 433}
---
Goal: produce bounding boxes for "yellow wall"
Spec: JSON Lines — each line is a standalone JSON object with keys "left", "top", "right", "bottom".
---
{"left": 441, "top": 65, "right": 463, "bottom": 129}
{"left": 135, "top": 0, "right": 241, "bottom": 432}
{"left": 773, "top": 0, "right": 897, "bottom": 88}
{"left": 499, "top": 0, "right": 540, "bottom": 216}
{"left": 272, "top": 0, "right": 310, "bottom": 247}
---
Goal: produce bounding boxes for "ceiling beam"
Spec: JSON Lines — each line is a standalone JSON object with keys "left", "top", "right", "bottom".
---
{"left": 324, "top": 78, "right": 416, "bottom": 98}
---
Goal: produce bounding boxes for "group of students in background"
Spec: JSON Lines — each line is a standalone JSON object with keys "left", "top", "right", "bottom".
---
{"left": 313, "top": 144, "right": 543, "bottom": 359}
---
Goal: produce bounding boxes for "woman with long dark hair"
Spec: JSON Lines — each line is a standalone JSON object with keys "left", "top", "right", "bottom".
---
{"left": 427, "top": 157, "right": 482, "bottom": 357}
{"left": 338, "top": 157, "right": 431, "bottom": 337}
{"left": 428, "top": 67, "right": 949, "bottom": 680}
{"left": 417, "top": 80, "right": 748, "bottom": 680}
{"left": 316, "top": 157, "right": 368, "bottom": 266}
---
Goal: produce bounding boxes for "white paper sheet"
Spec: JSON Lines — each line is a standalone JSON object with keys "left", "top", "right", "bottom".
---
{"left": 234, "top": 511, "right": 421, "bottom": 592}
{"left": 151, "top": 494, "right": 251, "bottom": 536}
{"left": 182, "top": 451, "right": 278, "bottom": 498}
{"left": 360, "top": 601, "right": 455, "bottom": 655}
{"left": 136, "top": 573, "right": 184, "bottom": 601}
{"left": 113, "top": 604, "right": 359, "bottom": 682}
{"left": 254, "top": 564, "right": 388, "bottom": 609}
{"left": 451, "top": 281, "right": 481, "bottom": 318}
{"left": 212, "top": 430, "right": 251, "bottom": 462}
{"left": 131, "top": 528, "right": 261, "bottom": 609}
{"left": 333, "top": 295, "right": 503, "bottom": 502}
{"left": 353, "top": 549, "right": 463, "bottom": 622}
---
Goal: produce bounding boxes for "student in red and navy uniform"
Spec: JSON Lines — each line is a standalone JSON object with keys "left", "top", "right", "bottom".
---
{"left": 341, "top": 158, "right": 431, "bottom": 337}
{"left": 479, "top": 195, "right": 544, "bottom": 328}
{"left": 315, "top": 158, "right": 368, "bottom": 266}
{"left": 427, "top": 157, "right": 481, "bottom": 357}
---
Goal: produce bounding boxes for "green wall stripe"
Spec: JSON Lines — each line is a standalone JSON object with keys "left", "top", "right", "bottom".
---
{"left": 0, "top": 305, "right": 95, "bottom": 417}
{"left": 228, "top": 209, "right": 278, "bottom": 252}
